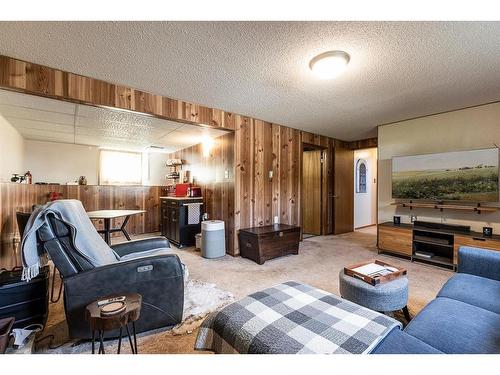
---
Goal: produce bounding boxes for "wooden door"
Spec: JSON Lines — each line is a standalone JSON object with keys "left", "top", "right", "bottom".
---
{"left": 302, "top": 150, "right": 322, "bottom": 235}
{"left": 333, "top": 141, "right": 354, "bottom": 234}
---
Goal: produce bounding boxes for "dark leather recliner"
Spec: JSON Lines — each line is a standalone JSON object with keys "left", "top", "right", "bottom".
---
{"left": 36, "top": 214, "right": 184, "bottom": 339}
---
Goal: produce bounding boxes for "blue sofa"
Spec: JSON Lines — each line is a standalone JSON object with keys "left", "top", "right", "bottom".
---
{"left": 373, "top": 246, "right": 500, "bottom": 354}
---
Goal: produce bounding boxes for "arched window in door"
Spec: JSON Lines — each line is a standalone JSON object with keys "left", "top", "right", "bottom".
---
{"left": 356, "top": 159, "right": 367, "bottom": 193}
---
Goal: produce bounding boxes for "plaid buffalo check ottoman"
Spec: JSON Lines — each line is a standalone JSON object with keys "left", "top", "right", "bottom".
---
{"left": 195, "top": 281, "right": 401, "bottom": 354}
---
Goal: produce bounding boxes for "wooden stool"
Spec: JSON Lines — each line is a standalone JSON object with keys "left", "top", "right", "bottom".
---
{"left": 85, "top": 293, "right": 142, "bottom": 354}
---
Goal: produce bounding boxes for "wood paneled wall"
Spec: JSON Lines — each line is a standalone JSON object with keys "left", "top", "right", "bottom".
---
{"left": 0, "top": 183, "right": 161, "bottom": 268}
{"left": 346, "top": 137, "right": 378, "bottom": 150}
{"left": 170, "top": 121, "right": 352, "bottom": 255}
{"left": 0, "top": 55, "right": 234, "bottom": 130}
{"left": 234, "top": 119, "right": 302, "bottom": 254}
{"left": 167, "top": 132, "right": 235, "bottom": 254}
{"left": 233, "top": 123, "right": 339, "bottom": 254}
{"left": 0, "top": 54, "right": 356, "bottom": 259}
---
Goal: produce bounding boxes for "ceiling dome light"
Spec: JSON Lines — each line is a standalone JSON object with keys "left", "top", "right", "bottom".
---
{"left": 309, "top": 50, "right": 350, "bottom": 79}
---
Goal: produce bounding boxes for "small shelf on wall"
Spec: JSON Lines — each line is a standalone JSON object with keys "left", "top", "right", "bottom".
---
{"left": 391, "top": 201, "right": 498, "bottom": 214}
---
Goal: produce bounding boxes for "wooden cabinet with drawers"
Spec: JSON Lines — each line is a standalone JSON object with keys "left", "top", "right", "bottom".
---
{"left": 160, "top": 197, "right": 203, "bottom": 248}
{"left": 378, "top": 222, "right": 500, "bottom": 268}
{"left": 453, "top": 235, "right": 500, "bottom": 265}
{"left": 378, "top": 224, "right": 413, "bottom": 256}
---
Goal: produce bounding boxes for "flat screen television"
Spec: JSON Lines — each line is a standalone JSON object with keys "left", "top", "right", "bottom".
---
{"left": 392, "top": 148, "right": 499, "bottom": 202}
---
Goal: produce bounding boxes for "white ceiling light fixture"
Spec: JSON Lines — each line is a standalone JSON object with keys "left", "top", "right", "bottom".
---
{"left": 309, "top": 50, "right": 350, "bottom": 79}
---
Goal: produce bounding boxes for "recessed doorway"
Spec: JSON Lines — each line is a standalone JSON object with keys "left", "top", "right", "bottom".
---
{"left": 302, "top": 145, "right": 325, "bottom": 237}
{"left": 354, "top": 147, "right": 377, "bottom": 229}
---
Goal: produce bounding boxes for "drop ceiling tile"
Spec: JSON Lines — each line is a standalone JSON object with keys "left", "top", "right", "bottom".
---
{"left": 77, "top": 104, "right": 184, "bottom": 131}
{"left": 75, "top": 117, "right": 168, "bottom": 137}
{"left": 76, "top": 126, "right": 161, "bottom": 143}
{"left": 158, "top": 130, "right": 200, "bottom": 146}
{"left": 19, "top": 129, "right": 75, "bottom": 143}
{"left": 0, "top": 89, "right": 228, "bottom": 152}
{"left": 77, "top": 105, "right": 152, "bottom": 126}
{"left": 0, "top": 105, "right": 75, "bottom": 125}
{"left": 75, "top": 134, "right": 148, "bottom": 151}
{"left": 149, "top": 118, "right": 185, "bottom": 131}
{"left": 7, "top": 117, "right": 75, "bottom": 134}
{"left": 0, "top": 89, "right": 76, "bottom": 114}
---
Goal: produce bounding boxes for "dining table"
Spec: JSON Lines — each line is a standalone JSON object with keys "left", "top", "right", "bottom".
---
{"left": 86, "top": 209, "right": 146, "bottom": 245}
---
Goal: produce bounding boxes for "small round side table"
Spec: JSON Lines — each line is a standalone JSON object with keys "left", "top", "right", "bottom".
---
{"left": 85, "top": 293, "right": 142, "bottom": 354}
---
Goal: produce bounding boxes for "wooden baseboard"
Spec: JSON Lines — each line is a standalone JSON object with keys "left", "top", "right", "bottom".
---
{"left": 354, "top": 223, "right": 377, "bottom": 230}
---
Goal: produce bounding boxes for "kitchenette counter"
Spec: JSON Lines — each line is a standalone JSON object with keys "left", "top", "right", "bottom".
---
{"left": 160, "top": 196, "right": 203, "bottom": 200}
{"left": 160, "top": 196, "right": 203, "bottom": 248}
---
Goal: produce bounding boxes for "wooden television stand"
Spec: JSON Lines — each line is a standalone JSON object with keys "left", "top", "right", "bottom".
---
{"left": 378, "top": 221, "right": 500, "bottom": 270}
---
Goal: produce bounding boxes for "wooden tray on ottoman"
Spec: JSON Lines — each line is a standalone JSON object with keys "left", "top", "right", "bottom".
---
{"left": 344, "top": 260, "right": 407, "bottom": 286}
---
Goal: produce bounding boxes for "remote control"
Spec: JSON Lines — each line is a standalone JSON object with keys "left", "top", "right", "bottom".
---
{"left": 97, "top": 296, "right": 126, "bottom": 306}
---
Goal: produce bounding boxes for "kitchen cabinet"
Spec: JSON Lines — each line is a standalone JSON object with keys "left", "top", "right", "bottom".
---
{"left": 160, "top": 197, "right": 203, "bottom": 248}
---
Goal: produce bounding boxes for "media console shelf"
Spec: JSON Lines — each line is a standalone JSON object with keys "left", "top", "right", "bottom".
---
{"left": 390, "top": 201, "right": 498, "bottom": 214}
{"left": 378, "top": 221, "right": 500, "bottom": 270}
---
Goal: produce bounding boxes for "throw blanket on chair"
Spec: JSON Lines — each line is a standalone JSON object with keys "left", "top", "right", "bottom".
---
{"left": 195, "top": 281, "right": 401, "bottom": 354}
{"left": 21, "top": 199, "right": 118, "bottom": 281}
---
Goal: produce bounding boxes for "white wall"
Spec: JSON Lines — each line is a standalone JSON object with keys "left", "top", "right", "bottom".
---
{"left": 148, "top": 152, "right": 169, "bottom": 186}
{"left": 24, "top": 140, "right": 99, "bottom": 184}
{"left": 354, "top": 148, "right": 377, "bottom": 228}
{"left": 0, "top": 115, "right": 24, "bottom": 182}
{"left": 378, "top": 101, "right": 500, "bottom": 233}
{"left": 23, "top": 140, "right": 170, "bottom": 186}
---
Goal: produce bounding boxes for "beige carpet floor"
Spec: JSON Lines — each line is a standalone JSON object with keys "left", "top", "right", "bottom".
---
{"left": 38, "top": 227, "right": 453, "bottom": 354}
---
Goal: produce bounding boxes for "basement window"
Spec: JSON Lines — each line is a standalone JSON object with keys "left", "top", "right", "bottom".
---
{"left": 356, "top": 159, "right": 367, "bottom": 193}
{"left": 99, "top": 150, "right": 148, "bottom": 185}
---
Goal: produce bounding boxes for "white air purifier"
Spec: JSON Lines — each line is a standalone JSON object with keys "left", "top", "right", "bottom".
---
{"left": 201, "top": 220, "right": 225, "bottom": 259}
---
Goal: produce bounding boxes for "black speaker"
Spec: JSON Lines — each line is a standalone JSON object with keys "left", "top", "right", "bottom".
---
{"left": 483, "top": 227, "right": 493, "bottom": 237}
{"left": 393, "top": 216, "right": 401, "bottom": 225}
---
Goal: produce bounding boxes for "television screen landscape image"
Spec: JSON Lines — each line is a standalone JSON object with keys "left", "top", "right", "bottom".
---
{"left": 392, "top": 148, "right": 499, "bottom": 202}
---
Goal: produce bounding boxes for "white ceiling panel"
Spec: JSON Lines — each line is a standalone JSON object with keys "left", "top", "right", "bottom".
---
{"left": 77, "top": 105, "right": 150, "bottom": 124}
{"left": 75, "top": 134, "right": 147, "bottom": 150}
{"left": 0, "top": 105, "right": 75, "bottom": 125}
{"left": 75, "top": 127, "right": 160, "bottom": 143}
{"left": 0, "top": 88, "right": 231, "bottom": 152}
{"left": 18, "top": 129, "right": 75, "bottom": 143}
{"left": 6, "top": 118, "right": 74, "bottom": 133}
{"left": 75, "top": 117, "right": 168, "bottom": 137}
{"left": 0, "top": 89, "right": 76, "bottom": 114}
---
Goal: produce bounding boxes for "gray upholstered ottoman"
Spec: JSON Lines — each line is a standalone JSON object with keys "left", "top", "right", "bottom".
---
{"left": 339, "top": 270, "right": 411, "bottom": 321}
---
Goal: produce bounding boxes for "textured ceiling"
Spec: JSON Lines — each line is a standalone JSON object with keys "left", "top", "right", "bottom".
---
{"left": 1, "top": 21, "right": 500, "bottom": 140}
{"left": 0, "top": 90, "right": 226, "bottom": 152}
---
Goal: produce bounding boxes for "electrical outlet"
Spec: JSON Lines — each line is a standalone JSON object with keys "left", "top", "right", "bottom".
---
{"left": 274, "top": 216, "right": 279, "bottom": 224}
{"left": 268, "top": 170, "right": 273, "bottom": 179}
{"left": 224, "top": 170, "right": 229, "bottom": 179}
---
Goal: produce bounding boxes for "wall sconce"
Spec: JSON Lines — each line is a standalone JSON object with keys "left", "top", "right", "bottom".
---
{"left": 202, "top": 137, "right": 215, "bottom": 157}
